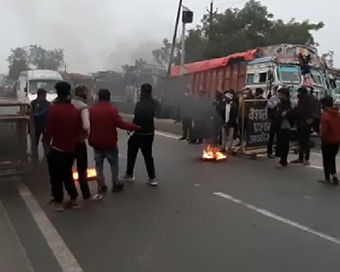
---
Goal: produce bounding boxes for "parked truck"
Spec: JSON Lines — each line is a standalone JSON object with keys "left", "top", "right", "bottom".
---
{"left": 171, "top": 44, "right": 329, "bottom": 101}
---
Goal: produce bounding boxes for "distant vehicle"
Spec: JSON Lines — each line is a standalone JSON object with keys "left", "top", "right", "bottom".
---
{"left": 17, "top": 69, "right": 63, "bottom": 102}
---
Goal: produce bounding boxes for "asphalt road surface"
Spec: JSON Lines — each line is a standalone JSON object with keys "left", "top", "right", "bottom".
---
{"left": 1, "top": 131, "right": 340, "bottom": 272}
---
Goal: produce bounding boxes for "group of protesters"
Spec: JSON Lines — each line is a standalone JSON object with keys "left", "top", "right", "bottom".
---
{"left": 177, "top": 86, "right": 340, "bottom": 184}
{"left": 31, "top": 82, "right": 158, "bottom": 212}
{"left": 177, "top": 87, "right": 265, "bottom": 149}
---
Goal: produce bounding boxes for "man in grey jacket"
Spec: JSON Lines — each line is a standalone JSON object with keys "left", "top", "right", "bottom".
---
{"left": 71, "top": 85, "right": 91, "bottom": 200}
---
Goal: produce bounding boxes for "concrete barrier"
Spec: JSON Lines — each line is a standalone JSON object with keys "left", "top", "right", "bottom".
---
{"left": 120, "top": 113, "right": 182, "bottom": 136}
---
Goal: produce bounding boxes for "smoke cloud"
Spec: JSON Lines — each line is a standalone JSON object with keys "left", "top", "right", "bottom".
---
{"left": 0, "top": 0, "right": 175, "bottom": 74}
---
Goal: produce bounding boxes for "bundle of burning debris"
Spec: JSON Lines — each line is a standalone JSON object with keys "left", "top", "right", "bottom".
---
{"left": 201, "top": 145, "right": 227, "bottom": 161}
{"left": 72, "top": 168, "right": 97, "bottom": 181}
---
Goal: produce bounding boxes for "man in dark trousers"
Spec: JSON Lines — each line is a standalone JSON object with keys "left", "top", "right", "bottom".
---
{"left": 71, "top": 85, "right": 91, "bottom": 200}
{"left": 122, "top": 84, "right": 158, "bottom": 186}
{"left": 31, "top": 88, "right": 50, "bottom": 151}
{"left": 89, "top": 89, "right": 139, "bottom": 200}
{"left": 319, "top": 96, "right": 340, "bottom": 184}
{"left": 274, "top": 88, "right": 293, "bottom": 168}
{"left": 178, "top": 91, "right": 192, "bottom": 141}
{"left": 44, "top": 82, "right": 80, "bottom": 212}
{"left": 291, "top": 87, "right": 320, "bottom": 165}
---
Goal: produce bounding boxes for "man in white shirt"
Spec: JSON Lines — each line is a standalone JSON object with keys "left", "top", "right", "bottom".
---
{"left": 71, "top": 85, "right": 91, "bottom": 200}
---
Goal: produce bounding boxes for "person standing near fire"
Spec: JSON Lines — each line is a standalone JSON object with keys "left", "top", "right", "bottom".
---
{"left": 44, "top": 81, "right": 81, "bottom": 211}
{"left": 89, "top": 89, "right": 140, "bottom": 199}
{"left": 177, "top": 91, "right": 193, "bottom": 141}
{"left": 290, "top": 87, "right": 320, "bottom": 165}
{"left": 71, "top": 85, "right": 91, "bottom": 200}
{"left": 318, "top": 96, "right": 340, "bottom": 184}
{"left": 221, "top": 91, "right": 238, "bottom": 152}
{"left": 274, "top": 88, "right": 293, "bottom": 168}
{"left": 122, "top": 84, "right": 158, "bottom": 186}
{"left": 31, "top": 88, "right": 50, "bottom": 152}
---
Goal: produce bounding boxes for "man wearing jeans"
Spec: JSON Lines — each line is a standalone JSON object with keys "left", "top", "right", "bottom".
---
{"left": 89, "top": 89, "right": 140, "bottom": 200}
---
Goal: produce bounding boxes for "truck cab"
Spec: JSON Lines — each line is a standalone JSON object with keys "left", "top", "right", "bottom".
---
{"left": 245, "top": 44, "right": 328, "bottom": 102}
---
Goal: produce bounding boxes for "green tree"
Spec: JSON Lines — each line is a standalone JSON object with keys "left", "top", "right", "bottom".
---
{"left": 155, "top": 0, "right": 325, "bottom": 64}
{"left": 28, "top": 45, "right": 65, "bottom": 70}
{"left": 7, "top": 47, "right": 29, "bottom": 80}
{"left": 122, "top": 58, "right": 147, "bottom": 74}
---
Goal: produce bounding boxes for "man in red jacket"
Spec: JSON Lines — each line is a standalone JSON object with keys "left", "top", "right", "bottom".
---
{"left": 44, "top": 81, "right": 81, "bottom": 211}
{"left": 319, "top": 96, "right": 340, "bottom": 184}
{"left": 89, "top": 89, "right": 140, "bottom": 199}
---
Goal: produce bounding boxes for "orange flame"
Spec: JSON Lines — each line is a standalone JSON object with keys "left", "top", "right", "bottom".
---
{"left": 202, "top": 145, "right": 227, "bottom": 161}
{"left": 73, "top": 168, "right": 97, "bottom": 181}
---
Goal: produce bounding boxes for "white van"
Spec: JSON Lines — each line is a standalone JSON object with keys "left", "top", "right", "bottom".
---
{"left": 17, "top": 69, "right": 63, "bottom": 102}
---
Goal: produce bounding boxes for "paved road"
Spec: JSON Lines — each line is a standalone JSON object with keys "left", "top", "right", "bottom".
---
{"left": 1, "top": 131, "right": 340, "bottom": 272}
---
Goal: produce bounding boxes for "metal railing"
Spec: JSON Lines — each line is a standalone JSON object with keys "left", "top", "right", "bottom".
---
{"left": 0, "top": 99, "right": 34, "bottom": 177}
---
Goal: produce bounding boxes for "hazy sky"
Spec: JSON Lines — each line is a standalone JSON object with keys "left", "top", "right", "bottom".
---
{"left": 0, "top": 0, "right": 338, "bottom": 74}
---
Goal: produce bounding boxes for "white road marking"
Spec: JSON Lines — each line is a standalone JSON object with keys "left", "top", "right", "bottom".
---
{"left": 155, "top": 130, "right": 179, "bottom": 139}
{"left": 214, "top": 192, "right": 340, "bottom": 246}
{"left": 0, "top": 199, "right": 34, "bottom": 272}
{"left": 18, "top": 183, "right": 84, "bottom": 272}
{"left": 309, "top": 165, "right": 323, "bottom": 170}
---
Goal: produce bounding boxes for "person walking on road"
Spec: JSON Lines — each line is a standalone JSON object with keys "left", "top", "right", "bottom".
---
{"left": 44, "top": 82, "right": 81, "bottom": 211}
{"left": 291, "top": 87, "right": 320, "bottom": 165}
{"left": 318, "top": 96, "right": 340, "bottom": 184}
{"left": 31, "top": 88, "right": 50, "bottom": 152}
{"left": 89, "top": 89, "right": 139, "bottom": 200}
{"left": 274, "top": 88, "right": 293, "bottom": 168}
{"left": 122, "top": 84, "right": 159, "bottom": 186}
{"left": 71, "top": 85, "right": 91, "bottom": 200}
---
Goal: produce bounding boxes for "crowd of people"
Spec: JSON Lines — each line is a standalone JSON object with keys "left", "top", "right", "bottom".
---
{"left": 30, "top": 81, "right": 340, "bottom": 212}
{"left": 31, "top": 82, "right": 158, "bottom": 212}
{"left": 176, "top": 86, "right": 340, "bottom": 184}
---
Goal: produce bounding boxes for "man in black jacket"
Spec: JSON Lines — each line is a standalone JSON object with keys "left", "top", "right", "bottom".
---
{"left": 123, "top": 84, "right": 158, "bottom": 186}
{"left": 291, "top": 87, "right": 320, "bottom": 165}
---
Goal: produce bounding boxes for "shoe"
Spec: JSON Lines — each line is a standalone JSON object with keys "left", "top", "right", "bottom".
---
{"left": 332, "top": 176, "right": 339, "bottom": 185}
{"left": 267, "top": 154, "right": 275, "bottom": 159}
{"left": 64, "top": 200, "right": 81, "bottom": 209}
{"left": 147, "top": 178, "right": 158, "bottom": 187}
{"left": 178, "top": 137, "right": 186, "bottom": 141}
{"left": 303, "top": 160, "right": 310, "bottom": 166}
{"left": 111, "top": 184, "right": 125, "bottom": 193}
{"left": 92, "top": 193, "right": 104, "bottom": 201}
{"left": 51, "top": 202, "right": 64, "bottom": 212}
{"left": 275, "top": 163, "right": 287, "bottom": 169}
{"left": 121, "top": 175, "right": 135, "bottom": 182}
{"left": 318, "top": 179, "right": 331, "bottom": 184}
{"left": 290, "top": 159, "right": 304, "bottom": 164}
{"left": 92, "top": 185, "right": 108, "bottom": 201}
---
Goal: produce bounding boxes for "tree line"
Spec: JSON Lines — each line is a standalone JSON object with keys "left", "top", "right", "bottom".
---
{"left": 7, "top": 45, "right": 65, "bottom": 80}
{"left": 124, "top": 0, "right": 325, "bottom": 73}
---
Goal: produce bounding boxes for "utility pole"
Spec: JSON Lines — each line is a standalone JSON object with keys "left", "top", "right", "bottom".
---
{"left": 167, "top": 0, "right": 183, "bottom": 76}
{"left": 206, "top": 1, "right": 217, "bottom": 40}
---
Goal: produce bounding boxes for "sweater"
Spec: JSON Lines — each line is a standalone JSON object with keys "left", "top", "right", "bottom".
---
{"left": 320, "top": 107, "right": 340, "bottom": 144}
{"left": 89, "top": 101, "right": 139, "bottom": 150}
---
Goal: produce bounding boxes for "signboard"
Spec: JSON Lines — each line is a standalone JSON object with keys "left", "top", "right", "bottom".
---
{"left": 245, "top": 100, "right": 271, "bottom": 148}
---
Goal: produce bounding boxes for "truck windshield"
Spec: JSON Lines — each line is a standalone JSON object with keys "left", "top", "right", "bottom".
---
{"left": 28, "top": 80, "right": 58, "bottom": 94}
{"left": 310, "top": 70, "right": 324, "bottom": 87}
{"left": 278, "top": 66, "right": 301, "bottom": 84}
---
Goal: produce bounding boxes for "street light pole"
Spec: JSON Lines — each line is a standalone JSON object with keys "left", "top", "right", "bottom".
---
{"left": 181, "top": 21, "right": 186, "bottom": 65}
{"left": 167, "top": 0, "right": 183, "bottom": 76}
